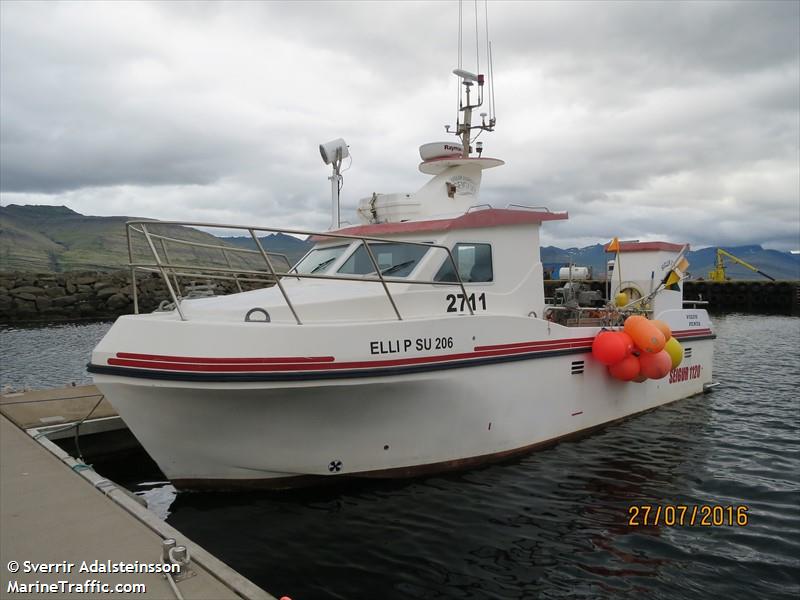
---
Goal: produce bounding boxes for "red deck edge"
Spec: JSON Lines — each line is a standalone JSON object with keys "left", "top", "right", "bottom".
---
{"left": 311, "top": 208, "right": 568, "bottom": 241}
{"left": 604, "top": 241, "right": 687, "bottom": 253}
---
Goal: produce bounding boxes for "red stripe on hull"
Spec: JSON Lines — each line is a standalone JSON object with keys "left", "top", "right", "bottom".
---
{"left": 673, "top": 329, "right": 713, "bottom": 337}
{"left": 475, "top": 337, "right": 596, "bottom": 352}
{"left": 108, "top": 343, "right": 592, "bottom": 373}
{"left": 116, "top": 352, "right": 335, "bottom": 364}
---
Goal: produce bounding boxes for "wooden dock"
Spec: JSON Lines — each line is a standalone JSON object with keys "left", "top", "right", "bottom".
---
{"left": 0, "top": 387, "right": 277, "bottom": 600}
{"left": 0, "top": 384, "right": 113, "bottom": 430}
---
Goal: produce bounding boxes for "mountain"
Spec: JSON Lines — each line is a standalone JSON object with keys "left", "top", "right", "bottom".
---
{"left": 220, "top": 233, "right": 312, "bottom": 265}
{"left": 542, "top": 243, "right": 800, "bottom": 281}
{"left": 541, "top": 244, "right": 608, "bottom": 277}
{"left": 0, "top": 205, "right": 260, "bottom": 272}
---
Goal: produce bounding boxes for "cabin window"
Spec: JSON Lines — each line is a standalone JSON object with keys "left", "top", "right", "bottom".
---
{"left": 337, "top": 242, "right": 429, "bottom": 278}
{"left": 435, "top": 243, "right": 493, "bottom": 282}
{"left": 293, "top": 245, "right": 349, "bottom": 274}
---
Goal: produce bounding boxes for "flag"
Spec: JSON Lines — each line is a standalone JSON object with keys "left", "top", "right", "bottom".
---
{"left": 662, "top": 255, "right": 689, "bottom": 291}
{"left": 664, "top": 271, "right": 681, "bottom": 290}
{"left": 607, "top": 237, "right": 620, "bottom": 253}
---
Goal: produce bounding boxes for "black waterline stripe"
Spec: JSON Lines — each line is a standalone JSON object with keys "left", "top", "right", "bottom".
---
{"left": 86, "top": 334, "right": 715, "bottom": 383}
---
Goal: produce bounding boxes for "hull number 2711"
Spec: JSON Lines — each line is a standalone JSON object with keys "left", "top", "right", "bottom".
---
{"left": 446, "top": 292, "right": 487, "bottom": 312}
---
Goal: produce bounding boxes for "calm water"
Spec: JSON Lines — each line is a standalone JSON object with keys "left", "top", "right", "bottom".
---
{"left": 1, "top": 314, "right": 799, "bottom": 599}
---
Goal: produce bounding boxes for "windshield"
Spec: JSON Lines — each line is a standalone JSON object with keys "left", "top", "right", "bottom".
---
{"left": 337, "top": 242, "right": 429, "bottom": 278}
{"left": 293, "top": 245, "right": 349, "bottom": 274}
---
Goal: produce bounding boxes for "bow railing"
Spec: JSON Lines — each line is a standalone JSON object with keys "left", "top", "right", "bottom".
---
{"left": 126, "top": 220, "right": 473, "bottom": 324}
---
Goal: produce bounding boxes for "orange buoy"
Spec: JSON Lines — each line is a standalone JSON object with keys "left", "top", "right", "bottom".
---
{"left": 652, "top": 319, "right": 672, "bottom": 341}
{"left": 608, "top": 355, "right": 640, "bottom": 381}
{"left": 664, "top": 337, "right": 684, "bottom": 369}
{"left": 591, "top": 331, "right": 634, "bottom": 366}
{"left": 639, "top": 350, "right": 672, "bottom": 379}
{"left": 624, "top": 315, "right": 666, "bottom": 354}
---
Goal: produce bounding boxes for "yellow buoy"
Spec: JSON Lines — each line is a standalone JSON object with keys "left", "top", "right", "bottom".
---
{"left": 615, "top": 292, "right": 628, "bottom": 307}
{"left": 664, "top": 337, "right": 684, "bottom": 369}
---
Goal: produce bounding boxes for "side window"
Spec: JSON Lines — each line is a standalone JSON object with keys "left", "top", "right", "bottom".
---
{"left": 435, "top": 243, "right": 493, "bottom": 282}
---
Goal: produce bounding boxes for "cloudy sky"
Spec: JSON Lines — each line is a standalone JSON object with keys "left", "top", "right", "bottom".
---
{"left": 1, "top": 0, "right": 798, "bottom": 250}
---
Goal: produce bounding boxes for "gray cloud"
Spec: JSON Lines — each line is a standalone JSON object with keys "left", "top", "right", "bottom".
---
{"left": 1, "top": 0, "right": 798, "bottom": 248}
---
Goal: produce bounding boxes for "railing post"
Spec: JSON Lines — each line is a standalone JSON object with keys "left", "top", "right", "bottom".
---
{"left": 140, "top": 223, "right": 186, "bottom": 321}
{"left": 362, "top": 240, "right": 403, "bottom": 321}
{"left": 126, "top": 225, "right": 139, "bottom": 314}
{"left": 249, "top": 229, "right": 302, "bottom": 325}
{"left": 158, "top": 238, "right": 182, "bottom": 298}
{"left": 221, "top": 248, "right": 244, "bottom": 293}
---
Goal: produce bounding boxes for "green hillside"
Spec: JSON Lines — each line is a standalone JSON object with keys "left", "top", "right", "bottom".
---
{"left": 0, "top": 205, "right": 265, "bottom": 273}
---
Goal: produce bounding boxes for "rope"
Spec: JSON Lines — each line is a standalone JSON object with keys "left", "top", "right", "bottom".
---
{"left": 160, "top": 545, "right": 192, "bottom": 600}
{"left": 164, "top": 569, "right": 184, "bottom": 600}
{"left": 34, "top": 394, "right": 106, "bottom": 441}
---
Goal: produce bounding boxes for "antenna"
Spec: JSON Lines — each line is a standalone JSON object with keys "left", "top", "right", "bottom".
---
{"left": 450, "top": 0, "right": 495, "bottom": 158}
{"left": 484, "top": 0, "right": 494, "bottom": 121}
{"left": 488, "top": 40, "right": 496, "bottom": 123}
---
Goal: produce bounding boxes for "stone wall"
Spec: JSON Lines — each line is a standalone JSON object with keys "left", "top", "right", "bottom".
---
{"left": 0, "top": 271, "right": 258, "bottom": 323}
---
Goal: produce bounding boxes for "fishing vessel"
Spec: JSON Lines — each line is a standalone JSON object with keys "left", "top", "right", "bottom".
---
{"left": 88, "top": 65, "right": 715, "bottom": 490}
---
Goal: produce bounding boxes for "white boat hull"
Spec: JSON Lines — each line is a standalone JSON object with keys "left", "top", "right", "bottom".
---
{"left": 91, "top": 312, "right": 714, "bottom": 490}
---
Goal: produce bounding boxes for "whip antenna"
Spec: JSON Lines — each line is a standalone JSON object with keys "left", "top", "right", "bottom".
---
{"left": 474, "top": 0, "right": 480, "bottom": 74}
{"left": 489, "top": 41, "right": 496, "bottom": 123}
{"left": 456, "top": 0, "right": 463, "bottom": 120}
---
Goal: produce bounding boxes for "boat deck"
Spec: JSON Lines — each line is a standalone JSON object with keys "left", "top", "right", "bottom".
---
{"left": 0, "top": 387, "right": 276, "bottom": 600}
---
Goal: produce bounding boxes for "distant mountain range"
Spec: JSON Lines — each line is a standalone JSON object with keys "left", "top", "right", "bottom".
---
{"left": 542, "top": 244, "right": 800, "bottom": 280}
{"left": 1, "top": 205, "right": 797, "bottom": 279}
{"left": 219, "top": 233, "right": 311, "bottom": 265}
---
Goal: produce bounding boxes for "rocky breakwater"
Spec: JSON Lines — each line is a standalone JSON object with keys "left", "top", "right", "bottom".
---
{"left": 0, "top": 271, "right": 258, "bottom": 323}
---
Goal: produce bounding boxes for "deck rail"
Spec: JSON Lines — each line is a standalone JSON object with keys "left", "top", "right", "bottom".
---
{"left": 126, "top": 220, "right": 473, "bottom": 323}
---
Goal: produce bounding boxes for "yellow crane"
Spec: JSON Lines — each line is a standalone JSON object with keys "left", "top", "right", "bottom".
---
{"left": 708, "top": 248, "right": 775, "bottom": 281}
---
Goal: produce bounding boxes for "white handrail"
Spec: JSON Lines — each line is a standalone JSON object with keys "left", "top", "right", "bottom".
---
{"left": 126, "top": 220, "right": 474, "bottom": 323}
